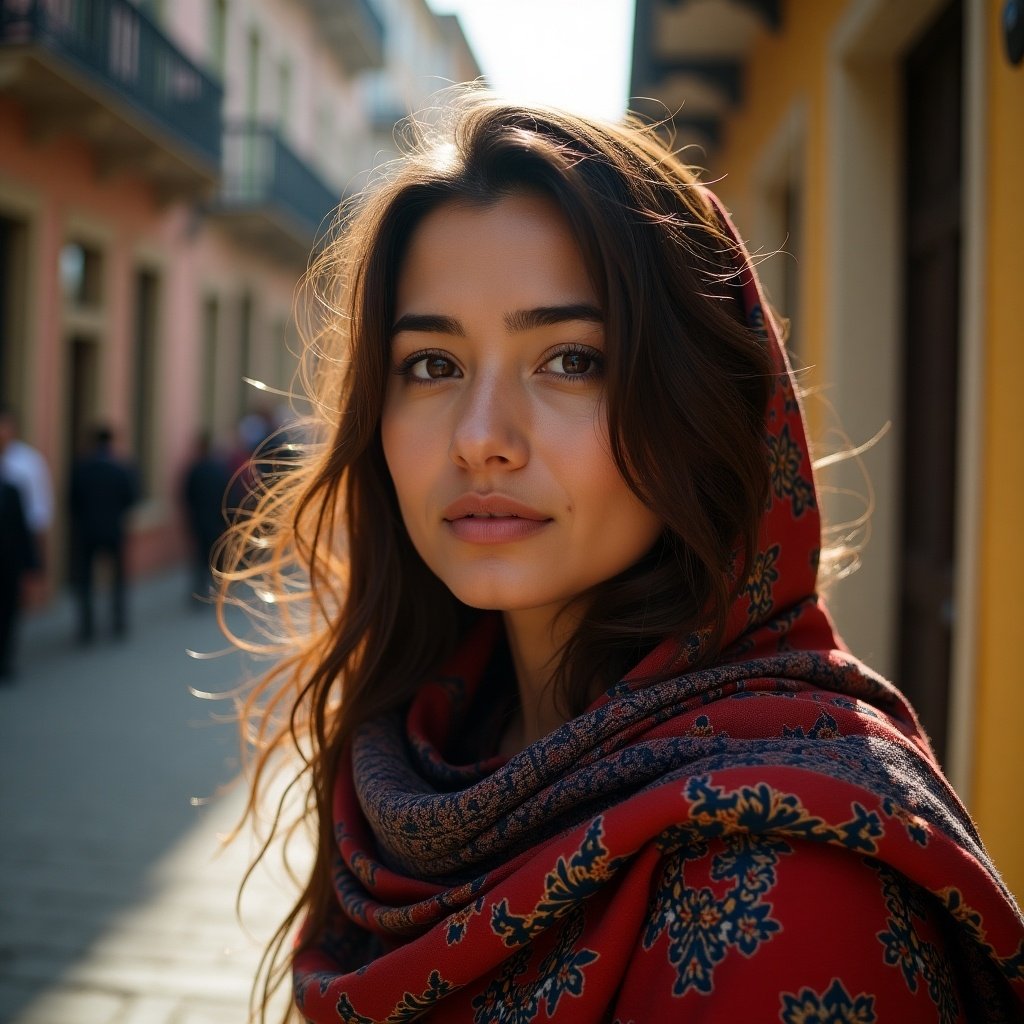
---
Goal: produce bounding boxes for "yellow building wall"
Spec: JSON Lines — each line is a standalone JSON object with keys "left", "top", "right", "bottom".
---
{"left": 706, "top": 0, "right": 1024, "bottom": 899}
{"left": 710, "top": 0, "right": 847, "bottom": 407}
{"left": 973, "top": 0, "right": 1024, "bottom": 899}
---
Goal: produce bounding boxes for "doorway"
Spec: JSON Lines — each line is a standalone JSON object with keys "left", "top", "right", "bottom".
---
{"left": 0, "top": 214, "right": 29, "bottom": 406}
{"left": 896, "top": 0, "right": 963, "bottom": 765}
{"left": 67, "top": 335, "right": 100, "bottom": 462}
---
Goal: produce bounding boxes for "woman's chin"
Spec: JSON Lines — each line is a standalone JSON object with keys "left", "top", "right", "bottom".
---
{"left": 440, "top": 579, "right": 565, "bottom": 617}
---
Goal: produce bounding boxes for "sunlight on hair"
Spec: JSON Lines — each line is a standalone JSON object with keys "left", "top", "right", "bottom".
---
{"left": 804, "top": 391, "right": 889, "bottom": 587}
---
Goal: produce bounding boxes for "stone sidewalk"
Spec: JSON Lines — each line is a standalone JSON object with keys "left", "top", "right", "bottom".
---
{"left": 0, "top": 572, "right": 307, "bottom": 1023}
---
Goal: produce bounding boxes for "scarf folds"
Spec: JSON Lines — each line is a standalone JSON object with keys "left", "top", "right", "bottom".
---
{"left": 294, "top": 610, "right": 1024, "bottom": 1023}
{"left": 292, "top": 190, "right": 1024, "bottom": 1021}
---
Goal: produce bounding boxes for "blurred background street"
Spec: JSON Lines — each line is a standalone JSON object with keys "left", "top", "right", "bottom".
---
{"left": 0, "top": 0, "right": 1021, "bottom": 1018}
{"left": 0, "top": 575, "right": 302, "bottom": 1024}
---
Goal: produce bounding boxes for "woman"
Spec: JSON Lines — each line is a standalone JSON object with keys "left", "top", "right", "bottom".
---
{"left": 223, "top": 97, "right": 1024, "bottom": 1022}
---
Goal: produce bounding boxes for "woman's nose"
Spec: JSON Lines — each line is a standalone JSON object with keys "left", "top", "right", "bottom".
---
{"left": 448, "top": 375, "right": 529, "bottom": 472}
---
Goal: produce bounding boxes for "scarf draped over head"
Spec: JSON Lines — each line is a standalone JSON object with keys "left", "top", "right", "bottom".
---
{"left": 293, "top": 188, "right": 1024, "bottom": 1023}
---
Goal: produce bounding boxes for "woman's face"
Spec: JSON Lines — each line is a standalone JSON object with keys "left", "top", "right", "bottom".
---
{"left": 381, "top": 192, "right": 663, "bottom": 618}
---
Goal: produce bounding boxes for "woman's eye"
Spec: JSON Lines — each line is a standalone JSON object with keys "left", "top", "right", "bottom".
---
{"left": 542, "top": 349, "right": 602, "bottom": 378}
{"left": 406, "top": 354, "right": 458, "bottom": 380}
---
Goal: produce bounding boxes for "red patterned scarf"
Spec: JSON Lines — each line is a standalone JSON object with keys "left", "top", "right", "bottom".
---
{"left": 293, "top": 191, "right": 1024, "bottom": 1023}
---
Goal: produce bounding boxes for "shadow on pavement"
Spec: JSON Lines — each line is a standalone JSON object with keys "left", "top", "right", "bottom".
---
{"left": 0, "top": 569, "right": 292, "bottom": 1022}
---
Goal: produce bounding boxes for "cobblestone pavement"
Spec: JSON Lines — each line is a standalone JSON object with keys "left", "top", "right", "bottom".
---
{"left": 0, "top": 572, "right": 307, "bottom": 1023}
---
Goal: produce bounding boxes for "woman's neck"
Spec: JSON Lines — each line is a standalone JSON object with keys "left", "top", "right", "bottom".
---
{"left": 500, "top": 605, "right": 580, "bottom": 753}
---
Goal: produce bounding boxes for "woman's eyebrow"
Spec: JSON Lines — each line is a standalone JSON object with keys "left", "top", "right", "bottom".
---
{"left": 390, "top": 304, "right": 604, "bottom": 339}
{"left": 504, "top": 304, "right": 603, "bottom": 332}
{"left": 390, "top": 313, "right": 464, "bottom": 337}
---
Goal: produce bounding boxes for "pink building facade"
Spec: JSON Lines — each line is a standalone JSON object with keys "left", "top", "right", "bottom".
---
{"left": 0, "top": 0, "right": 478, "bottom": 585}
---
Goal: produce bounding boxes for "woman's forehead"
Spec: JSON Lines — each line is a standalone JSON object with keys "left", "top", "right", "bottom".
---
{"left": 394, "top": 194, "right": 597, "bottom": 322}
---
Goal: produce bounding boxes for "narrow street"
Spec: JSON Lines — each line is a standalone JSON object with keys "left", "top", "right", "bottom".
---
{"left": 0, "top": 572, "right": 305, "bottom": 1023}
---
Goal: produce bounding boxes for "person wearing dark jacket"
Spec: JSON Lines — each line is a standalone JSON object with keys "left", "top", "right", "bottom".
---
{"left": 0, "top": 477, "right": 38, "bottom": 680}
{"left": 181, "top": 432, "right": 231, "bottom": 604}
{"left": 69, "top": 426, "right": 138, "bottom": 642}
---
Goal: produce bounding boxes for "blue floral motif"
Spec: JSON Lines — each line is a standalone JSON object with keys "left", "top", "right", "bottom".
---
{"left": 835, "top": 804, "right": 884, "bottom": 854}
{"left": 386, "top": 970, "right": 457, "bottom": 1022}
{"left": 880, "top": 797, "right": 930, "bottom": 847}
{"left": 335, "top": 993, "right": 374, "bottom": 1024}
{"left": 748, "top": 303, "right": 769, "bottom": 339}
{"left": 490, "top": 818, "right": 620, "bottom": 946}
{"left": 293, "top": 970, "right": 336, "bottom": 1008}
{"left": 783, "top": 712, "right": 842, "bottom": 740}
{"left": 745, "top": 545, "right": 781, "bottom": 621}
{"left": 446, "top": 895, "right": 485, "bottom": 945}
{"left": 536, "top": 920, "right": 600, "bottom": 1016}
{"left": 334, "top": 970, "right": 457, "bottom": 1023}
{"left": 779, "top": 978, "right": 876, "bottom": 1023}
{"left": 767, "top": 423, "right": 815, "bottom": 517}
{"left": 873, "top": 863, "right": 959, "bottom": 1023}
{"left": 350, "top": 850, "right": 379, "bottom": 889}
{"left": 938, "top": 887, "right": 1024, "bottom": 985}
{"left": 643, "top": 831, "right": 785, "bottom": 996}
{"left": 766, "top": 601, "right": 808, "bottom": 650}
{"left": 472, "top": 946, "right": 532, "bottom": 1024}
{"left": 472, "top": 908, "right": 599, "bottom": 1023}
{"left": 678, "top": 776, "right": 885, "bottom": 856}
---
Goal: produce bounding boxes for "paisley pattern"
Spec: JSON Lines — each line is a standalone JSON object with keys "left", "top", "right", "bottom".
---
{"left": 291, "top": 189, "right": 1024, "bottom": 1022}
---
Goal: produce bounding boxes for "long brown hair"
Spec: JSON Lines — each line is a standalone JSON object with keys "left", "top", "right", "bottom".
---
{"left": 219, "top": 93, "right": 774, "bottom": 1020}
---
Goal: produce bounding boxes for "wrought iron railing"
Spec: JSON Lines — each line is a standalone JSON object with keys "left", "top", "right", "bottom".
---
{"left": 220, "top": 122, "right": 340, "bottom": 243}
{"left": 0, "top": 0, "right": 222, "bottom": 168}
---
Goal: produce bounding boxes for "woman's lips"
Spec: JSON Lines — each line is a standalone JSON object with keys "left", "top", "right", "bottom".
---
{"left": 442, "top": 494, "right": 552, "bottom": 544}
{"left": 446, "top": 515, "right": 550, "bottom": 543}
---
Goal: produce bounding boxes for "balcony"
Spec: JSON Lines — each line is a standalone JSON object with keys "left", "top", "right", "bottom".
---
{"left": 0, "top": 0, "right": 222, "bottom": 200}
{"left": 302, "top": 0, "right": 385, "bottom": 75}
{"left": 631, "top": 0, "right": 782, "bottom": 153}
{"left": 211, "top": 121, "right": 341, "bottom": 267}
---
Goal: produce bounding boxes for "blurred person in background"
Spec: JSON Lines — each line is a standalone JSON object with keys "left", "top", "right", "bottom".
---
{"left": 69, "top": 424, "right": 138, "bottom": 643}
{"left": 227, "top": 406, "right": 275, "bottom": 516}
{"left": 0, "top": 431, "right": 39, "bottom": 682}
{"left": 0, "top": 402, "right": 53, "bottom": 587}
{"left": 220, "top": 96, "right": 1024, "bottom": 1022}
{"left": 181, "top": 431, "right": 231, "bottom": 605}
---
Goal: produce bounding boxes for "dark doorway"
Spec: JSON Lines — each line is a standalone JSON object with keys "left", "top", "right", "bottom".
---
{"left": 897, "top": 0, "right": 963, "bottom": 765}
{"left": 0, "top": 214, "right": 29, "bottom": 406}
{"left": 67, "top": 335, "right": 100, "bottom": 463}
{"left": 132, "top": 268, "right": 160, "bottom": 498}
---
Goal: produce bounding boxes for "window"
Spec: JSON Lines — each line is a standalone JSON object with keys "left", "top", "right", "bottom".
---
{"left": 60, "top": 242, "right": 103, "bottom": 308}
{"left": 61, "top": 239, "right": 105, "bottom": 464}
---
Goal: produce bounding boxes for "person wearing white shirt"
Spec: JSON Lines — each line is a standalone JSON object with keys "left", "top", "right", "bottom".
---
{"left": 0, "top": 405, "right": 53, "bottom": 542}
